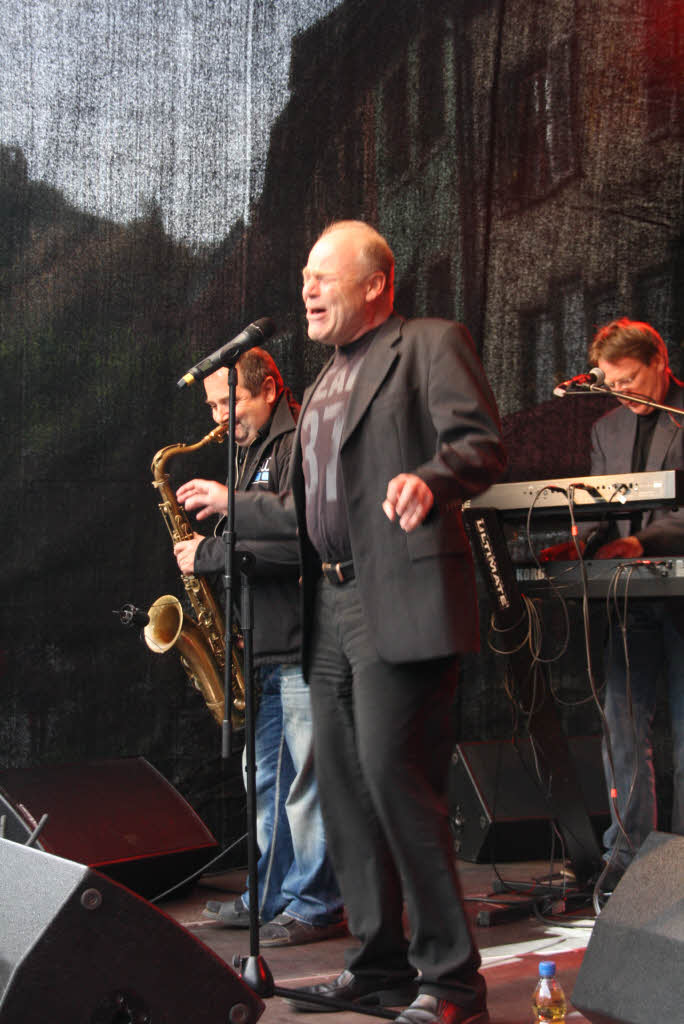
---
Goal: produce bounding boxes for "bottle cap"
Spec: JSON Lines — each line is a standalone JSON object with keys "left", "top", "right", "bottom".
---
{"left": 539, "top": 961, "right": 556, "bottom": 978}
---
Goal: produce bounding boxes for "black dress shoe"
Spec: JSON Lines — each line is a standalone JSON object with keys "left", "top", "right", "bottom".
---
{"left": 394, "top": 994, "right": 490, "bottom": 1024}
{"left": 287, "top": 968, "right": 419, "bottom": 1013}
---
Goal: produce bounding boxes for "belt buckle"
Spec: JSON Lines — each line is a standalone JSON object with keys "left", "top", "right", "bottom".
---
{"left": 322, "top": 561, "right": 345, "bottom": 584}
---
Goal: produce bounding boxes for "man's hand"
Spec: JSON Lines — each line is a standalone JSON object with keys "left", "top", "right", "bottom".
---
{"left": 176, "top": 478, "right": 228, "bottom": 520}
{"left": 174, "top": 535, "right": 204, "bottom": 574}
{"left": 539, "top": 540, "right": 585, "bottom": 563}
{"left": 382, "top": 474, "right": 434, "bottom": 533}
{"left": 595, "top": 535, "right": 644, "bottom": 560}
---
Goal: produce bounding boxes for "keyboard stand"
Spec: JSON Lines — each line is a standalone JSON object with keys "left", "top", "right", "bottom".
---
{"left": 464, "top": 505, "right": 602, "bottom": 887}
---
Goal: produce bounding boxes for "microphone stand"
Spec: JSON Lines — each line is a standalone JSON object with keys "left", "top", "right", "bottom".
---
{"left": 233, "top": 549, "right": 274, "bottom": 995}
{"left": 555, "top": 380, "right": 684, "bottom": 417}
{"left": 218, "top": 363, "right": 275, "bottom": 994}
{"left": 221, "top": 363, "right": 238, "bottom": 763}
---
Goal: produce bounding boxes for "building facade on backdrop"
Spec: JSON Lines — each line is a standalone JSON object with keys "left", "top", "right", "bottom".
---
{"left": 196, "top": 0, "right": 681, "bottom": 420}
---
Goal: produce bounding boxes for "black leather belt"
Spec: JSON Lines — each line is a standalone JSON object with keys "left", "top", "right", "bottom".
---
{"left": 321, "top": 560, "right": 355, "bottom": 585}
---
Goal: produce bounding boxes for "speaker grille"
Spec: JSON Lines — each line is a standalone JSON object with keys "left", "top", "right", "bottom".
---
{"left": 0, "top": 840, "right": 264, "bottom": 1023}
{"left": 572, "top": 831, "right": 684, "bottom": 1024}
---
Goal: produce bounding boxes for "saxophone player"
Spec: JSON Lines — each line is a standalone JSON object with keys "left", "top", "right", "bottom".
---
{"left": 174, "top": 348, "right": 344, "bottom": 947}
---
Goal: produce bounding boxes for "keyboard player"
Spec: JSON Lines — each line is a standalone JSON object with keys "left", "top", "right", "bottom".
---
{"left": 540, "top": 318, "right": 684, "bottom": 892}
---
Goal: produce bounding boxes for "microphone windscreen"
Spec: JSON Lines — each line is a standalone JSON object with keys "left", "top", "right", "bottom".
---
{"left": 253, "top": 317, "right": 276, "bottom": 338}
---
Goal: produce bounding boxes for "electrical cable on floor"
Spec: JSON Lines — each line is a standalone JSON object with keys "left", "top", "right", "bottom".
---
{"left": 150, "top": 831, "right": 248, "bottom": 904}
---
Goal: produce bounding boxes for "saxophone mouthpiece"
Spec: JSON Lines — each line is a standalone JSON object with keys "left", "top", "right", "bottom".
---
{"left": 114, "top": 603, "right": 150, "bottom": 628}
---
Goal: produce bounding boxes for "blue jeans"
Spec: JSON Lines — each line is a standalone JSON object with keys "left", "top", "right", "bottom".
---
{"left": 241, "top": 663, "right": 342, "bottom": 925}
{"left": 601, "top": 599, "right": 684, "bottom": 871}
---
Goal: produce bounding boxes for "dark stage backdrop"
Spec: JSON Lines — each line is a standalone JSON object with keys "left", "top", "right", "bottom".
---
{"left": 1, "top": 0, "right": 682, "bottom": 848}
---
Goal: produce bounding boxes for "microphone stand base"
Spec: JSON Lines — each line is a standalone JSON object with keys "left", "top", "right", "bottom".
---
{"left": 270, "top": 985, "right": 399, "bottom": 1019}
{"left": 233, "top": 954, "right": 274, "bottom": 997}
{"left": 232, "top": 955, "right": 399, "bottom": 1018}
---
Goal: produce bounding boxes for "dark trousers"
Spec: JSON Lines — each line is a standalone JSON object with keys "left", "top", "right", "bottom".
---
{"left": 308, "top": 577, "right": 485, "bottom": 1009}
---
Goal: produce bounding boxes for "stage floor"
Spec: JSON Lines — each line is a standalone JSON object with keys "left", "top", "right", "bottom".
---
{"left": 160, "top": 858, "right": 596, "bottom": 1023}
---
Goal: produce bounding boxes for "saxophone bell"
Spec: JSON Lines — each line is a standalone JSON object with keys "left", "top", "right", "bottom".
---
{"left": 144, "top": 594, "right": 244, "bottom": 731}
{"left": 144, "top": 594, "right": 185, "bottom": 653}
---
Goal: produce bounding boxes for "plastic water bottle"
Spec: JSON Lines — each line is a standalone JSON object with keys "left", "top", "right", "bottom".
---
{"left": 532, "top": 961, "right": 566, "bottom": 1022}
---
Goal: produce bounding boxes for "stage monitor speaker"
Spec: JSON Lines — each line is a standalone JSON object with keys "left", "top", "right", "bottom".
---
{"left": 571, "top": 830, "right": 684, "bottom": 1024}
{"left": 0, "top": 839, "right": 263, "bottom": 1024}
{"left": 448, "top": 736, "right": 609, "bottom": 862}
{"left": 0, "top": 757, "right": 218, "bottom": 898}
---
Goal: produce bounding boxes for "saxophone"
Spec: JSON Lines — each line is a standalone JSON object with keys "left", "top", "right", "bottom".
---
{"left": 144, "top": 422, "right": 245, "bottom": 729}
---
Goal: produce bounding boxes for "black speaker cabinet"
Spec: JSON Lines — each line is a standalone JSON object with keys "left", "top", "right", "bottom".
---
{"left": 448, "top": 736, "right": 609, "bottom": 862}
{"left": 0, "top": 757, "right": 218, "bottom": 898}
{"left": 572, "top": 831, "right": 684, "bottom": 1024}
{"left": 0, "top": 839, "right": 263, "bottom": 1024}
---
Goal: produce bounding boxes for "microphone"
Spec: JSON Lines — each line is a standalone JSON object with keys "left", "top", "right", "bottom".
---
{"left": 114, "top": 603, "right": 150, "bottom": 628}
{"left": 177, "top": 317, "right": 276, "bottom": 389}
{"left": 553, "top": 366, "right": 605, "bottom": 397}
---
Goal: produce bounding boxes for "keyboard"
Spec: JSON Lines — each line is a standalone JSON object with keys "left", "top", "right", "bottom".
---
{"left": 465, "top": 470, "right": 684, "bottom": 517}
{"left": 515, "top": 557, "right": 684, "bottom": 598}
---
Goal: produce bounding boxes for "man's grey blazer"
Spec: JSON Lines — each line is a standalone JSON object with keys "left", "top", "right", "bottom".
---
{"left": 589, "top": 377, "right": 684, "bottom": 555}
